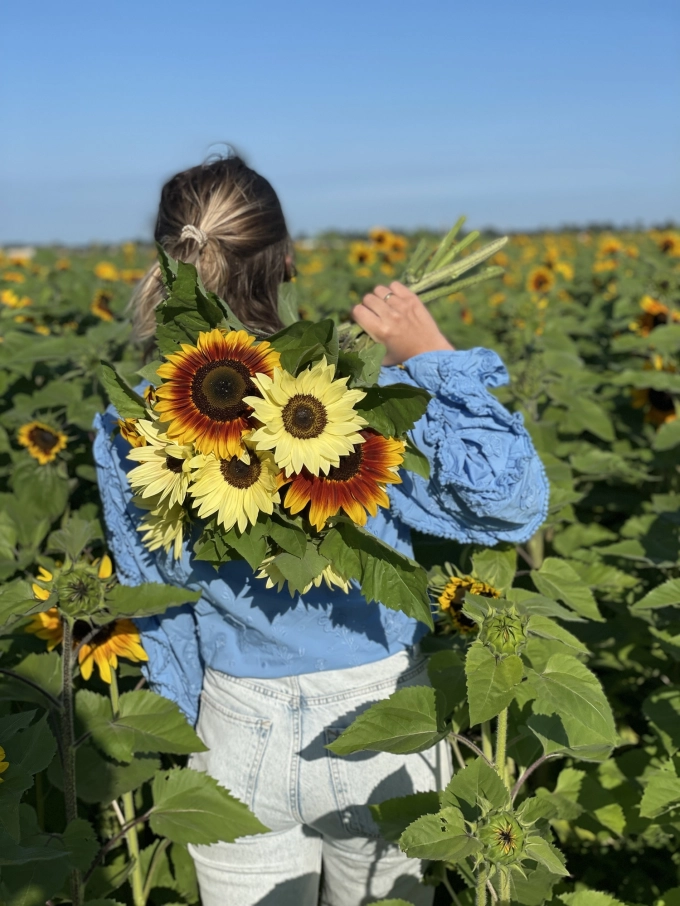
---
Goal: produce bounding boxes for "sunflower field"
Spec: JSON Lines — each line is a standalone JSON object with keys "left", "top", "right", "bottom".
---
{"left": 0, "top": 224, "right": 679, "bottom": 906}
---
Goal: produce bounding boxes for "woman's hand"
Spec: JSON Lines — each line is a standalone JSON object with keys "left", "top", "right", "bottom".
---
{"left": 351, "top": 281, "right": 455, "bottom": 366}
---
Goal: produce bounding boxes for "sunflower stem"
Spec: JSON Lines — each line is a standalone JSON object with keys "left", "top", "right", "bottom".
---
{"left": 526, "top": 529, "right": 544, "bottom": 571}
{"left": 109, "top": 669, "right": 146, "bottom": 906}
{"left": 61, "top": 619, "right": 83, "bottom": 906}
{"left": 476, "top": 863, "right": 488, "bottom": 906}
{"left": 481, "top": 721, "right": 494, "bottom": 761}
{"left": 495, "top": 708, "right": 509, "bottom": 788}
{"left": 499, "top": 866, "right": 511, "bottom": 906}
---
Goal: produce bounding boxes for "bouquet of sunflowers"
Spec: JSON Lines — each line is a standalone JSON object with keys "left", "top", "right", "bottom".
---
{"left": 101, "top": 223, "right": 507, "bottom": 626}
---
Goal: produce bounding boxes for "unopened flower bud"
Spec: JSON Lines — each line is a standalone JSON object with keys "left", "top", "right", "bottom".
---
{"left": 478, "top": 812, "right": 524, "bottom": 865}
{"left": 480, "top": 606, "right": 527, "bottom": 657}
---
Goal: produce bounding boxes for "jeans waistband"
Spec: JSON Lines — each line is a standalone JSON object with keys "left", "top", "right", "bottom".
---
{"left": 203, "top": 645, "right": 426, "bottom": 707}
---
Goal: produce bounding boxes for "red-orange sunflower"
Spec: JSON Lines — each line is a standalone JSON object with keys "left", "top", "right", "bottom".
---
{"left": 283, "top": 431, "right": 404, "bottom": 530}
{"left": 154, "top": 328, "right": 280, "bottom": 459}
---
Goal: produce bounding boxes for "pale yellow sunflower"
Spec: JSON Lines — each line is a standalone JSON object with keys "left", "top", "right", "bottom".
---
{"left": 256, "top": 558, "right": 350, "bottom": 596}
{"left": 245, "top": 358, "right": 367, "bottom": 477}
{"left": 189, "top": 446, "right": 280, "bottom": 533}
{"left": 127, "top": 419, "right": 193, "bottom": 507}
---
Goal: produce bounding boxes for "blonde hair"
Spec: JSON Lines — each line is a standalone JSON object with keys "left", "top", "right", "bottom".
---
{"left": 130, "top": 154, "right": 292, "bottom": 346}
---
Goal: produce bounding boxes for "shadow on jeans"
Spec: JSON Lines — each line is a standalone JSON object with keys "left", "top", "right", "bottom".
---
{"left": 253, "top": 872, "right": 320, "bottom": 905}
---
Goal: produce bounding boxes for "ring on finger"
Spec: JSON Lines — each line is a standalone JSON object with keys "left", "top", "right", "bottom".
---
{"left": 383, "top": 292, "right": 395, "bottom": 301}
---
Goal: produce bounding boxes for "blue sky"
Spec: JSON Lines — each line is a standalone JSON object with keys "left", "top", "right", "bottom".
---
{"left": 2, "top": 0, "right": 679, "bottom": 244}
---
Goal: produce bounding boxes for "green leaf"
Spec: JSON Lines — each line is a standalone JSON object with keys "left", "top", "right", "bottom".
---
{"left": 136, "top": 360, "right": 163, "bottom": 384}
{"left": 149, "top": 767, "right": 269, "bottom": 845}
{"left": 643, "top": 686, "right": 680, "bottom": 755}
{"left": 441, "top": 757, "right": 509, "bottom": 815}
{"left": 654, "top": 418, "right": 680, "bottom": 451}
{"left": 427, "top": 649, "right": 466, "bottom": 722}
{"left": 221, "top": 522, "right": 269, "bottom": 571}
{"left": 356, "top": 384, "right": 431, "bottom": 436}
{"left": 402, "top": 439, "right": 430, "bottom": 479}
{"left": 2, "top": 713, "right": 57, "bottom": 778}
{"left": 268, "top": 513, "right": 307, "bottom": 558}
{"left": 526, "top": 615, "right": 589, "bottom": 654}
{"left": 0, "top": 827, "right": 68, "bottom": 866}
{"left": 277, "top": 282, "right": 299, "bottom": 327}
{"left": 525, "top": 654, "right": 617, "bottom": 755}
{"left": 465, "top": 642, "right": 523, "bottom": 725}
{"left": 7, "top": 651, "right": 63, "bottom": 703}
{"left": 369, "top": 791, "right": 440, "bottom": 843}
{"left": 269, "top": 319, "right": 339, "bottom": 373}
{"left": 524, "top": 835, "right": 569, "bottom": 876}
{"left": 326, "top": 686, "right": 446, "bottom": 755}
{"left": 267, "top": 544, "right": 329, "bottom": 596}
{"left": 639, "top": 768, "right": 680, "bottom": 819}
{"left": 79, "top": 688, "right": 208, "bottom": 763}
{"left": 560, "top": 890, "right": 627, "bottom": 906}
{"left": 399, "top": 806, "right": 481, "bottom": 862}
{"left": 48, "top": 742, "right": 160, "bottom": 803}
{"left": 515, "top": 796, "right": 559, "bottom": 825}
{"left": 472, "top": 546, "right": 517, "bottom": 593}
{"left": 0, "top": 579, "right": 39, "bottom": 632}
{"left": 99, "top": 362, "right": 146, "bottom": 419}
{"left": 104, "top": 582, "right": 200, "bottom": 620}
{"left": 319, "top": 522, "right": 432, "bottom": 628}
{"left": 337, "top": 342, "right": 385, "bottom": 386}
{"left": 48, "top": 516, "right": 100, "bottom": 561}
{"left": 631, "top": 578, "right": 680, "bottom": 612}
{"left": 531, "top": 558, "right": 604, "bottom": 621}
{"left": 511, "top": 864, "right": 563, "bottom": 906}
{"left": 63, "top": 818, "right": 99, "bottom": 871}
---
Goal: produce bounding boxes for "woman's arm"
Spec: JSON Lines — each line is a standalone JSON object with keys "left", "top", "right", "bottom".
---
{"left": 353, "top": 282, "right": 549, "bottom": 545}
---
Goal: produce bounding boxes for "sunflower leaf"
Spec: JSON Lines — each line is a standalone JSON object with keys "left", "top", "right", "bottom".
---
{"left": 356, "top": 384, "right": 431, "bottom": 436}
{"left": 220, "top": 523, "right": 269, "bottom": 571}
{"left": 402, "top": 438, "right": 430, "bottom": 479}
{"left": 277, "top": 281, "right": 299, "bottom": 327}
{"left": 369, "top": 791, "right": 441, "bottom": 843}
{"left": 268, "top": 513, "right": 307, "bottom": 558}
{"left": 319, "top": 522, "right": 432, "bottom": 628}
{"left": 268, "top": 318, "right": 339, "bottom": 373}
{"left": 99, "top": 362, "right": 146, "bottom": 419}
{"left": 104, "top": 583, "right": 201, "bottom": 620}
{"left": 465, "top": 642, "right": 524, "bottom": 726}
{"left": 150, "top": 767, "right": 269, "bottom": 845}
{"left": 268, "top": 544, "right": 330, "bottom": 596}
{"left": 399, "top": 806, "right": 481, "bottom": 863}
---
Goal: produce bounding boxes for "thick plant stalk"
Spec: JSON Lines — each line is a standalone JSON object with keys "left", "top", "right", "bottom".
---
{"left": 481, "top": 721, "right": 494, "bottom": 761}
{"left": 526, "top": 529, "right": 545, "bottom": 570}
{"left": 495, "top": 708, "right": 509, "bottom": 788}
{"left": 109, "top": 669, "right": 146, "bottom": 906}
{"left": 476, "top": 864, "right": 489, "bottom": 906}
{"left": 61, "top": 620, "right": 83, "bottom": 906}
{"left": 499, "top": 867, "right": 511, "bottom": 906}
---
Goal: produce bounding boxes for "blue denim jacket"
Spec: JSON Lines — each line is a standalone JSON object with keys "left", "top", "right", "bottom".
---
{"left": 93, "top": 348, "right": 549, "bottom": 724}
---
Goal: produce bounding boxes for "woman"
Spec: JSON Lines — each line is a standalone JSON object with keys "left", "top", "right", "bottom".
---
{"left": 93, "top": 154, "right": 549, "bottom": 906}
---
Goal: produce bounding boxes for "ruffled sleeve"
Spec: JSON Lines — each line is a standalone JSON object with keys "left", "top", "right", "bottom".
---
{"left": 92, "top": 409, "right": 204, "bottom": 725}
{"left": 381, "top": 348, "right": 549, "bottom": 545}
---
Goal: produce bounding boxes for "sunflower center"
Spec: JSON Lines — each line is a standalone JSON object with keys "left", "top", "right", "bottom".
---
{"left": 166, "top": 456, "right": 185, "bottom": 473}
{"left": 533, "top": 274, "right": 549, "bottom": 290}
{"left": 220, "top": 453, "right": 262, "bottom": 489}
{"left": 327, "top": 446, "right": 363, "bottom": 482}
{"left": 72, "top": 620, "right": 113, "bottom": 645}
{"left": 191, "top": 359, "right": 255, "bottom": 422}
{"left": 29, "top": 426, "right": 59, "bottom": 452}
{"left": 649, "top": 389, "right": 675, "bottom": 412}
{"left": 496, "top": 825, "right": 517, "bottom": 854}
{"left": 282, "top": 394, "right": 327, "bottom": 439}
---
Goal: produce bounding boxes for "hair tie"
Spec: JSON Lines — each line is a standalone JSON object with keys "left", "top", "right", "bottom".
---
{"left": 180, "top": 224, "right": 208, "bottom": 249}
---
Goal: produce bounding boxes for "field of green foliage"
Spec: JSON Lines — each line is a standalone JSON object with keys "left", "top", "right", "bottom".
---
{"left": 1, "top": 225, "right": 679, "bottom": 906}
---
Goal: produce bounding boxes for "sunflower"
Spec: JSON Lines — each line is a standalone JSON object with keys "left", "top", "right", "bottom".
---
{"left": 348, "top": 242, "right": 377, "bottom": 267}
{"left": 434, "top": 573, "right": 500, "bottom": 635}
{"left": 136, "top": 497, "right": 188, "bottom": 560}
{"left": 526, "top": 266, "right": 555, "bottom": 293}
{"left": 2, "top": 271, "right": 25, "bottom": 283}
{"left": 91, "top": 289, "right": 115, "bottom": 321}
{"left": 55, "top": 258, "right": 71, "bottom": 270}
{"left": 120, "top": 268, "right": 146, "bottom": 283}
{"left": 189, "top": 446, "right": 280, "bottom": 533}
{"left": 127, "top": 419, "right": 193, "bottom": 507}
{"left": 245, "top": 357, "right": 367, "bottom": 477}
{"left": 283, "top": 431, "right": 404, "bottom": 530}
{"left": 1, "top": 289, "right": 31, "bottom": 308}
{"left": 17, "top": 421, "right": 67, "bottom": 464}
{"left": 75, "top": 619, "right": 148, "bottom": 684}
{"left": 118, "top": 418, "right": 146, "bottom": 447}
{"left": 256, "top": 557, "right": 350, "bottom": 596}
{"left": 387, "top": 234, "right": 408, "bottom": 260}
{"left": 631, "top": 357, "right": 677, "bottom": 426}
{"left": 631, "top": 296, "right": 680, "bottom": 337}
{"left": 369, "top": 227, "right": 391, "bottom": 248}
{"left": 25, "top": 605, "right": 62, "bottom": 649}
{"left": 657, "top": 232, "right": 680, "bottom": 256}
{"left": 155, "top": 328, "right": 280, "bottom": 459}
{"left": 94, "top": 261, "right": 119, "bottom": 281}
{"left": 598, "top": 236, "right": 623, "bottom": 257}
{"left": 554, "top": 261, "right": 574, "bottom": 281}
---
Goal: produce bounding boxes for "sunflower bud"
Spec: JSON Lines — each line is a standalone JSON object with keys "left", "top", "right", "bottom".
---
{"left": 480, "top": 606, "right": 527, "bottom": 658}
{"left": 478, "top": 812, "right": 524, "bottom": 865}
{"left": 55, "top": 566, "right": 104, "bottom": 618}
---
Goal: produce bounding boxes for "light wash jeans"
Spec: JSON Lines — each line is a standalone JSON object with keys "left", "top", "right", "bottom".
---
{"left": 188, "top": 647, "right": 452, "bottom": 906}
